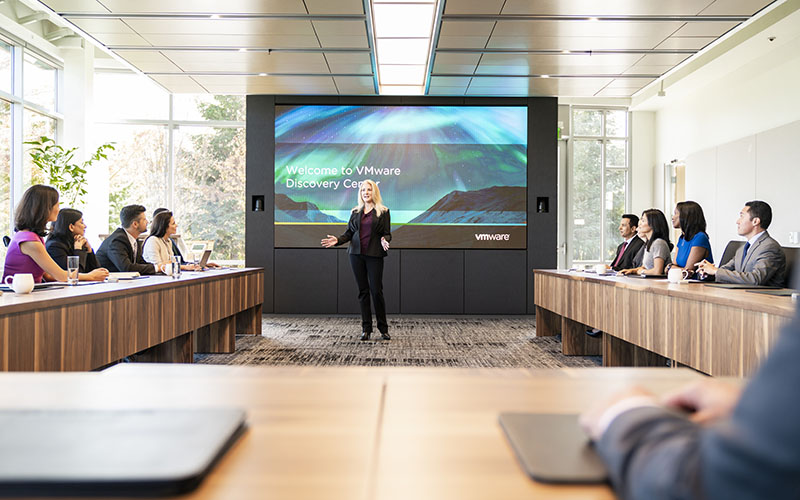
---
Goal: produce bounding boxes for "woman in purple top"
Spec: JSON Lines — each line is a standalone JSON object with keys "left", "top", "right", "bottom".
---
{"left": 2, "top": 185, "right": 108, "bottom": 284}
{"left": 321, "top": 180, "right": 392, "bottom": 341}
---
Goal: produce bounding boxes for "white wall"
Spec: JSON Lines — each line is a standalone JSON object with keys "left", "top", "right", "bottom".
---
{"left": 636, "top": 7, "right": 800, "bottom": 261}
{"left": 630, "top": 111, "right": 655, "bottom": 214}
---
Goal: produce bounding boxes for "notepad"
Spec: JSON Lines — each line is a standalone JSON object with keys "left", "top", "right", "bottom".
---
{"left": 107, "top": 272, "right": 141, "bottom": 280}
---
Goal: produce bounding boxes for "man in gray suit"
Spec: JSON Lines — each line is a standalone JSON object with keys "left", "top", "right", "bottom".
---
{"left": 696, "top": 200, "right": 785, "bottom": 287}
{"left": 580, "top": 268, "right": 800, "bottom": 498}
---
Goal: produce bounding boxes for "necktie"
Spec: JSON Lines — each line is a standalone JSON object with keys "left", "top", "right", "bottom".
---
{"left": 742, "top": 241, "right": 751, "bottom": 262}
{"left": 613, "top": 241, "right": 629, "bottom": 267}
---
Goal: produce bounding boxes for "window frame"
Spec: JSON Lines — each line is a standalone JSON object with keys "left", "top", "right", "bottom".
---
{"left": 567, "top": 106, "right": 632, "bottom": 266}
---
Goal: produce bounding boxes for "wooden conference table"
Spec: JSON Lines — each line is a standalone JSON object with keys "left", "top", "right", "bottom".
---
{"left": 0, "top": 268, "right": 263, "bottom": 371}
{"left": 0, "top": 363, "right": 709, "bottom": 500}
{"left": 534, "top": 269, "right": 796, "bottom": 377}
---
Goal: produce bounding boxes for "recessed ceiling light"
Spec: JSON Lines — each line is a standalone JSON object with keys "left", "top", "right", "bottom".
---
{"left": 562, "top": 50, "right": 571, "bottom": 54}
{"left": 541, "top": 74, "right": 550, "bottom": 78}
{"left": 588, "top": 17, "right": 599, "bottom": 22}
{"left": 258, "top": 73, "right": 268, "bottom": 77}
{"left": 209, "top": 14, "right": 220, "bottom": 19}
{"left": 238, "top": 48, "right": 248, "bottom": 52}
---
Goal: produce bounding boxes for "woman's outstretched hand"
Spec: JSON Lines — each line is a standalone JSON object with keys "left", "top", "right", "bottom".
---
{"left": 321, "top": 235, "right": 338, "bottom": 248}
{"left": 380, "top": 237, "right": 390, "bottom": 251}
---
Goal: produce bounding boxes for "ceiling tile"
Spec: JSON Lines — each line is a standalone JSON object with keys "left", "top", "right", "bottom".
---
{"left": 604, "top": 77, "right": 656, "bottom": 88}
{"left": 429, "top": 76, "right": 473, "bottom": 86}
{"left": 444, "top": 0, "right": 505, "bottom": 15}
{"left": 118, "top": 51, "right": 183, "bottom": 72}
{"left": 40, "top": 0, "right": 110, "bottom": 13}
{"left": 305, "top": 0, "right": 364, "bottom": 15}
{"left": 437, "top": 36, "right": 494, "bottom": 49}
{"left": 124, "top": 19, "right": 315, "bottom": 36}
{"left": 502, "top": 0, "right": 717, "bottom": 16}
{"left": 192, "top": 75, "right": 337, "bottom": 93}
{"left": 475, "top": 53, "right": 643, "bottom": 76}
{"left": 95, "top": 0, "right": 307, "bottom": 14}
{"left": 486, "top": 35, "right": 670, "bottom": 50}
{"left": 428, "top": 86, "right": 468, "bottom": 95}
{"left": 530, "top": 77, "right": 615, "bottom": 96}
{"left": 325, "top": 53, "right": 373, "bottom": 74}
{"left": 634, "top": 53, "right": 691, "bottom": 65}
{"left": 312, "top": 20, "right": 369, "bottom": 48}
{"left": 672, "top": 21, "right": 740, "bottom": 36}
{"left": 140, "top": 33, "right": 321, "bottom": 48}
{"left": 655, "top": 36, "right": 716, "bottom": 49}
{"left": 333, "top": 76, "right": 376, "bottom": 94}
{"left": 465, "top": 86, "right": 529, "bottom": 96}
{"left": 698, "top": 0, "right": 775, "bottom": 16}
{"left": 431, "top": 53, "right": 480, "bottom": 74}
{"left": 162, "top": 51, "right": 330, "bottom": 73}
{"left": 149, "top": 75, "right": 207, "bottom": 93}
{"left": 92, "top": 33, "right": 150, "bottom": 46}
{"left": 622, "top": 65, "right": 675, "bottom": 75}
{"left": 315, "top": 35, "right": 369, "bottom": 48}
{"left": 493, "top": 20, "right": 684, "bottom": 38}
{"left": 467, "top": 76, "right": 532, "bottom": 89}
{"left": 440, "top": 20, "right": 495, "bottom": 36}
{"left": 69, "top": 18, "right": 135, "bottom": 34}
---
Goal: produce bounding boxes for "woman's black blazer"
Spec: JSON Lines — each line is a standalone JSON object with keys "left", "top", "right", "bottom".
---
{"left": 336, "top": 208, "right": 392, "bottom": 257}
{"left": 45, "top": 237, "right": 101, "bottom": 272}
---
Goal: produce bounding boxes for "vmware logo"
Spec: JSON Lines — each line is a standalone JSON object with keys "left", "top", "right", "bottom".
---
{"left": 474, "top": 233, "right": 510, "bottom": 241}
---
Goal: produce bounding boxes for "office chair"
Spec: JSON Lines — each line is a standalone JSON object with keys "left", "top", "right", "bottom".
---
{"left": 719, "top": 240, "right": 745, "bottom": 267}
{"left": 2, "top": 235, "right": 9, "bottom": 248}
{"left": 783, "top": 246, "right": 799, "bottom": 289}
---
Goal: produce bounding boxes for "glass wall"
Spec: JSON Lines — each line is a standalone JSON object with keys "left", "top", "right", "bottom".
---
{"left": 93, "top": 73, "right": 245, "bottom": 263}
{"left": 570, "top": 108, "right": 630, "bottom": 264}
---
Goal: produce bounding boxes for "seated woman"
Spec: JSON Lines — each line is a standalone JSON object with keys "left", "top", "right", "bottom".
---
{"left": 46, "top": 208, "right": 104, "bottom": 277}
{"left": 142, "top": 211, "right": 199, "bottom": 272}
{"left": 2, "top": 185, "right": 108, "bottom": 283}
{"left": 671, "top": 201, "right": 713, "bottom": 277}
{"left": 619, "top": 208, "right": 673, "bottom": 276}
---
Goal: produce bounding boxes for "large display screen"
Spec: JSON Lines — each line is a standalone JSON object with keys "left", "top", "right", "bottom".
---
{"left": 274, "top": 105, "right": 527, "bottom": 248}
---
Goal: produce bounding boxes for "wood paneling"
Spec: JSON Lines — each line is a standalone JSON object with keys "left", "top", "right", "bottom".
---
{"left": 534, "top": 306, "right": 560, "bottom": 337}
{"left": 561, "top": 316, "right": 602, "bottom": 356}
{"left": 534, "top": 270, "right": 794, "bottom": 376}
{"left": 0, "top": 269, "right": 264, "bottom": 372}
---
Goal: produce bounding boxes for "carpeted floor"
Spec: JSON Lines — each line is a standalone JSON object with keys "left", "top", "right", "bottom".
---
{"left": 195, "top": 315, "right": 602, "bottom": 368}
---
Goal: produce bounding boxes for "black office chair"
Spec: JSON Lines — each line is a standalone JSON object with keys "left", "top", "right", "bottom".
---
{"left": 783, "top": 246, "right": 799, "bottom": 289}
{"left": 719, "top": 240, "right": 745, "bottom": 267}
{"left": 2, "top": 235, "right": 9, "bottom": 248}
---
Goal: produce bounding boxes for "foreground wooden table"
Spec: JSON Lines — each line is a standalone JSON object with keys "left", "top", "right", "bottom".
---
{"left": 0, "top": 364, "right": 706, "bottom": 500}
{"left": 0, "top": 268, "right": 263, "bottom": 371}
{"left": 534, "top": 270, "right": 795, "bottom": 376}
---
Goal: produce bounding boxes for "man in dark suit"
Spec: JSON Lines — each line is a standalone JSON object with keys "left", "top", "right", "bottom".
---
{"left": 580, "top": 268, "right": 800, "bottom": 499}
{"left": 697, "top": 200, "right": 785, "bottom": 286}
{"left": 611, "top": 214, "right": 645, "bottom": 272}
{"left": 96, "top": 205, "right": 157, "bottom": 275}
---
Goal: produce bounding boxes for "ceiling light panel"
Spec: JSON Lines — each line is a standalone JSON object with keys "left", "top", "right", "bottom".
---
{"left": 379, "top": 64, "right": 426, "bottom": 85}
{"left": 373, "top": 4, "right": 435, "bottom": 37}
{"left": 376, "top": 39, "right": 430, "bottom": 64}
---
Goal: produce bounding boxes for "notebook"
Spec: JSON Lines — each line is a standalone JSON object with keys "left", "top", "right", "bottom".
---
{"left": 0, "top": 408, "right": 246, "bottom": 496}
{"left": 0, "top": 283, "right": 65, "bottom": 293}
{"left": 704, "top": 283, "right": 783, "bottom": 290}
{"left": 499, "top": 413, "right": 607, "bottom": 484}
{"left": 746, "top": 289, "right": 797, "bottom": 296}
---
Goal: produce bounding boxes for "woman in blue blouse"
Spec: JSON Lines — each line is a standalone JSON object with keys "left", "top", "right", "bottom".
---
{"left": 671, "top": 201, "right": 713, "bottom": 276}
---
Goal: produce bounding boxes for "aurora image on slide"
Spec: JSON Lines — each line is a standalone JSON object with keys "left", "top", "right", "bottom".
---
{"left": 274, "top": 105, "right": 528, "bottom": 227}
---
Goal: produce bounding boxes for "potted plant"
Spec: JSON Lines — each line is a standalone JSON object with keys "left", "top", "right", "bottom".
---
{"left": 25, "top": 136, "right": 115, "bottom": 207}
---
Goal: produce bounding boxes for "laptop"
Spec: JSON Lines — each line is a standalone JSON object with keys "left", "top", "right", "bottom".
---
{"left": 0, "top": 408, "right": 247, "bottom": 496}
{"left": 499, "top": 413, "right": 607, "bottom": 484}
{"left": 197, "top": 249, "right": 212, "bottom": 269}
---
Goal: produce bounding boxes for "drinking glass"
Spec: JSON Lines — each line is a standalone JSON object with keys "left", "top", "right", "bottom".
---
{"left": 172, "top": 256, "right": 182, "bottom": 279}
{"left": 67, "top": 256, "right": 80, "bottom": 285}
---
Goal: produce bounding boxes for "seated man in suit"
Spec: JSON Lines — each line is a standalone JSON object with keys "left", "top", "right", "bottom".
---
{"left": 611, "top": 214, "right": 645, "bottom": 272}
{"left": 580, "top": 268, "right": 800, "bottom": 499}
{"left": 96, "top": 205, "right": 157, "bottom": 275}
{"left": 696, "top": 200, "right": 785, "bottom": 286}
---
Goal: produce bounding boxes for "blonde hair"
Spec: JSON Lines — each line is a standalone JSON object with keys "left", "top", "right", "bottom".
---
{"left": 353, "top": 179, "right": 387, "bottom": 217}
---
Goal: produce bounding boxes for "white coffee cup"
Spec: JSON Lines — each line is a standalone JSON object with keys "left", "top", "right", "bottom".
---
{"left": 4, "top": 273, "right": 35, "bottom": 294}
{"left": 593, "top": 264, "right": 607, "bottom": 274}
{"left": 667, "top": 267, "right": 690, "bottom": 284}
{"left": 574, "top": 263, "right": 586, "bottom": 271}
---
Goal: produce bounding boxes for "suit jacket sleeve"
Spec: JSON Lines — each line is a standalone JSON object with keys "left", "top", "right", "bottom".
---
{"left": 83, "top": 250, "right": 99, "bottom": 272}
{"left": 596, "top": 304, "right": 800, "bottom": 499}
{"left": 106, "top": 235, "right": 156, "bottom": 274}
{"left": 380, "top": 209, "right": 391, "bottom": 243}
{"left": 336, "top": 212, "right": 358, "bottom": 246}
{"left": 715, "top": 238, "right": 785, "bottom": 286}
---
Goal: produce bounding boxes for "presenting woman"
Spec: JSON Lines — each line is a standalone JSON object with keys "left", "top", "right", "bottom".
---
{"left": 46, "top": 208, "right": 104, "bottom": 275}
{"left": 143, "top": 211, "right": 200, "bottom": 272}
{"left": 3, "top": 185, "right": 108, "bottom": 283}
{"left": 321, "top": 180, "right": 392, "bottom": 341}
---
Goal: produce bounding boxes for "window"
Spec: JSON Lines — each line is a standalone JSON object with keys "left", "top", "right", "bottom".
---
{"left": 570, "top": 108, "right": 630, "bottom": 264}
{"left": 93, "top": 72, "right": 246, "bottom": 264}
{"left": 23, "top": 54, "right": 57, "bottom": 111}
{"left": 24, "top": 109, "right": 57, "bottom": 187}
{"left": 0, "top": 41, "right": 11, "bottom": 94}
{"left": 0, "top": 99, "right": 10, "bottom": 259}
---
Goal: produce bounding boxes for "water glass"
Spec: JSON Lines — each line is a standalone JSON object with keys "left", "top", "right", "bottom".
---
{"left": 67, "top": 255, "right": 80, "bottom": 285}
{"left": 172, "top": 256, "right": 182, "bottom": 279}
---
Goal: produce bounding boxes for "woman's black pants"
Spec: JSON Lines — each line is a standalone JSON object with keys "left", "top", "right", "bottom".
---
{"left": 349, "top": 254, "right": 388, "bottom": 334}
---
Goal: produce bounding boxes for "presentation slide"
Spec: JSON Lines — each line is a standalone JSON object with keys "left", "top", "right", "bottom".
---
{"left": 274, "top": 105, "right": 528, "bottom": 248}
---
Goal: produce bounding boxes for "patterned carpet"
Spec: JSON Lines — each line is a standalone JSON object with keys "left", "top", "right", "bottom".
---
{"left": 195, "top": 316, "right": 602, "bottom": 368}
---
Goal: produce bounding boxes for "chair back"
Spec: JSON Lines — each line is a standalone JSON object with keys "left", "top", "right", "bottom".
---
{"left": 2, "top": 235, "right": 9, "bottom": 248}
{"left": 783, "top": 246, "right": 800, "bottom": 289}
{"left": 720, "top": 240, "right": 745, "bottom": 267}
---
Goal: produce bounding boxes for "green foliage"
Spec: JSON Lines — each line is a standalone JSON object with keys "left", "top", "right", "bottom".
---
{"left": 25, "top": 136, "right": 115, "bottom": 207}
